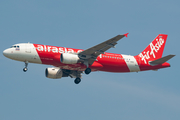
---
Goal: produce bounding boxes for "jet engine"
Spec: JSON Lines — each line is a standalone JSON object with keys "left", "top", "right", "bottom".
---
{"left": 60, "top": 53, "right": 80, "bottom": 64}
{"left": 45, "top": 67, "right": 63, "bottom": 79}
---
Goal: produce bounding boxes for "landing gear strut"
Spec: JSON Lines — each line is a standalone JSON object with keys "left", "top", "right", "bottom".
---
{"left": 74, "top": 77, "right": 81, "bottom": 84}
{"left": 85, "top": 68, "right": 91, "bottom": 74}
{"left": 84, "top": 60, "right": 91, "bottom": 75}
{"left": 23, "top": 61, "right": 28, "bottom": 72}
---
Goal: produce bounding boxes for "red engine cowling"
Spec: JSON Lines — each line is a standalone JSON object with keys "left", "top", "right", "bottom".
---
{"left": 60, "top": 53, "right": 80, "bottom": 64}
{"left": 45, "top": 67, "right": 63, "bottom": 79}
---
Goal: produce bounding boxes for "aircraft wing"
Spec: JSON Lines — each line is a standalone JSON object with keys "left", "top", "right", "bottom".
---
{"left": 78, "top": 33, "right": 128, "bottom": 65}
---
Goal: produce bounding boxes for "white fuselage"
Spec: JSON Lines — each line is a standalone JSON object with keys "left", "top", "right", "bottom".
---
{"left": 3, "top": 43, "right": 41, "bottom": 64}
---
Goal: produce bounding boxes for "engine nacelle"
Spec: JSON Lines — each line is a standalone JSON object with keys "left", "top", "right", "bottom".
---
{"left": 60, "top": 53, "right": 79, "bottom": 64}
{"left": 45, "top": 68, "right": 63, "bottom": 79}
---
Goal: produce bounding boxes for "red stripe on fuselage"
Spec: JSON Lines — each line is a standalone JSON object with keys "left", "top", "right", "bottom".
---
{"left": 97, "top": 53, "right": 130, "bottom": 72}
{"left": 33, "top": 44, "right": 130, "bottom": 72}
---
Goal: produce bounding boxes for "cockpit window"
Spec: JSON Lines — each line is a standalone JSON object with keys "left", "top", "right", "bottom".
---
{"left": 11, "top": 45, "right": 20, "bottom": 48}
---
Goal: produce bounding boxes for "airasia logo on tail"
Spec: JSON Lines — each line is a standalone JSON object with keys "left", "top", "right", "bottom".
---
{"left": 139, "top": 37, "right": 165, "bottom": 64}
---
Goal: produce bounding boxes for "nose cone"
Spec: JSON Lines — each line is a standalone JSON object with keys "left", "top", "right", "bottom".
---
{"left": 3, "top": 49, "right": 11, "bottom": 58}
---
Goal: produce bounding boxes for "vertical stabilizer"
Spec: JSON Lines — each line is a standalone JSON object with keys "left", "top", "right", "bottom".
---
{"left": 138, "top": 34, "right": 168, "bottom": 64}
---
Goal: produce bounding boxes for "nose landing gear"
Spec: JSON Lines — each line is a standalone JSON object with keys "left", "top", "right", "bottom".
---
{"left": 23, "top": 61, "right": 28, "bottom": 72}
{"left": 23, "top": 67, "right": 28, "bottom": 72}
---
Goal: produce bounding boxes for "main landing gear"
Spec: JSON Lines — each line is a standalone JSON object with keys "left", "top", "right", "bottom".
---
{"left": 23, "top": 61, "right": 28, "bottom": 72}
{"left": 85, "top": 68, "right": 91, "bottom": 74}
{"left": 74, "top": 77, "right": 81, "bottom": 84}
{"left": 83, "top": 60, "right": 91, "bottom": 75}
{"left": 74, "top": 68, "right": 91, "bottom": 84}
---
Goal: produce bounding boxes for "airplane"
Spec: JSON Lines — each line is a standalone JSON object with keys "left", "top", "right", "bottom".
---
{"left": 3, "top": 33, "right": 175, "bottom": 84}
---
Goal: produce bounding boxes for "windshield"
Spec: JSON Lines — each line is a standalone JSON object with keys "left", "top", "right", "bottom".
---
{"left": 11, "top": 45, "right": 20, "bottom": 48}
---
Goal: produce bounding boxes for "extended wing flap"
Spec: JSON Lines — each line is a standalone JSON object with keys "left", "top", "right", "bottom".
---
{"left": 149, "top": 54, "right": 175, "bottom": 66}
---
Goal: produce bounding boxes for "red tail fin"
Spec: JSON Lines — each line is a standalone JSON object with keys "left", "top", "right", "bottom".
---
{"left": 138, "top": 34, "right": 168, "bottom": 64}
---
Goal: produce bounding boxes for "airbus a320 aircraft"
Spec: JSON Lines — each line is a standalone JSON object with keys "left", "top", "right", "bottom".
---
{"left": 3, "top": 33, "right": 175, "bottom": 84}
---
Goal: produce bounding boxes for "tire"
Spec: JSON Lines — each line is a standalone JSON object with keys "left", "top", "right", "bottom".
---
{"left": 85, "top": 68, "right": 91, "bottom": 74}
{"left": 23, "top": 68, "right": 27, "bottom": 72}
{"left": 74, "top": 78, "right": 81, "bottom": 84}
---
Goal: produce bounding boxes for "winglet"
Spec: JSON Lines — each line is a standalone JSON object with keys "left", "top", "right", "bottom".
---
{"left": 124, "top": 33, "right": 129, "bottom": 37}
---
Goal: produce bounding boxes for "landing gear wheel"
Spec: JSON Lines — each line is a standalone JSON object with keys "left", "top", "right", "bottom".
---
{"left": 23, "top": 67, "right": 28, "bottom": 72}
{"left": 85, "top": 68, "right": 91, "bottom": 74}
{"left": 23, "top": 61, "right": 28, "bottom": 72}
{"left": 74, "top": 78, "right": 81, "bottom": 84}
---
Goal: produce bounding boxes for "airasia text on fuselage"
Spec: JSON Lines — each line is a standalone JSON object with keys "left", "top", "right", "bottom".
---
{"left": 36, "top": 45, "right": 83, "bottom": 54}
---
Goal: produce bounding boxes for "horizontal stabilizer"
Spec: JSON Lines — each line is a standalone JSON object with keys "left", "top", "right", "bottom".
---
{"left": 149, "top": 54, "right": 175, "bottom": 66}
